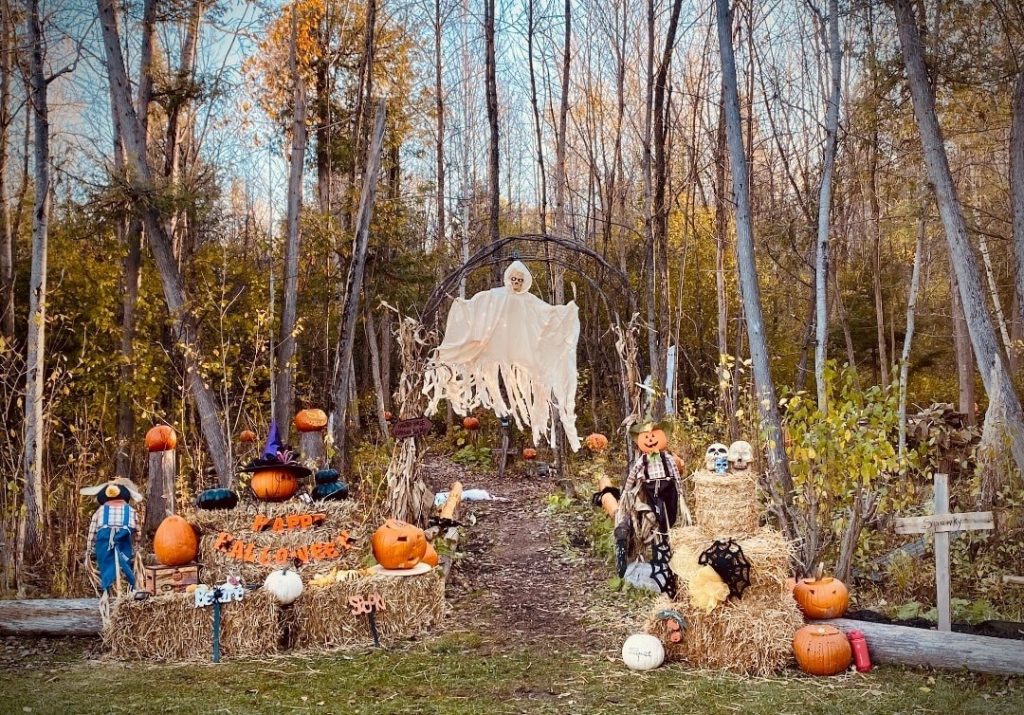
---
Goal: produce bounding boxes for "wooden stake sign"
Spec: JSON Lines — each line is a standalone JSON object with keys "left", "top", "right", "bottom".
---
{"left": 893, "top": 473, "right": 994, "bottom": 631}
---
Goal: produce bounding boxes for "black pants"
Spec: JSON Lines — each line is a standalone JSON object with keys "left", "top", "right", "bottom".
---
{"left": 642, "top": 477, "right": 678, "bottom": 532}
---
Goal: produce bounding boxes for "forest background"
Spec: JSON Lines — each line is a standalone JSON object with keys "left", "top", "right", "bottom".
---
{"left": 1, "top": 0, "right": 1022, "bottom": 619}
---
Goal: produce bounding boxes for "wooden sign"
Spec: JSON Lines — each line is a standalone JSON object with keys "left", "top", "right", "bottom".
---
{"left": 894, "top": 512, "right": 994, "bottom": 535}
{"left": 892, "top": 473, "right": 994, "bottom": 632}
{"left": 391, "top": 417, "right": 433, "bottom": 439}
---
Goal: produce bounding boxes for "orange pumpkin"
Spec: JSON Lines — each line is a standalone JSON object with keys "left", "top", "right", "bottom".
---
{"left": 585, "top": 433, "right": 609, "bottom": 452}
{"left": 793, "top": 625, "right": 852, "bottom": 676}
{"left": 239, "top": 429, "right": 257, "bottom": 443}
{"left": 793, "top": 574, "right": 849, "bottom": 619}
{"left": 153, "top": 515, "right": 198, "bottom": 566}
{"left": 384, "top": 411, "right": 393, "bottom": 422}
{"left": 371, "top": 519, "right": 427, "bottom": 570}
{"left": 145, "top": 425, "right": 177, "bottom": 452}
{"left": 462, "top": 416, "right": 480, "bottom": 431}
{"left": 422, "top": 541, "right": 439, "bottom": 567}
{"left": 522, "top": 447, "right": 538, "bottom": 460}
{"left": 635, "top": 427, "right": 668, "bottom": 455}
{"left": 294, "top": 408, "right": 328, "bottom": 432}
{"left": 250, "top": 469, "right": 299, "bottom": 502}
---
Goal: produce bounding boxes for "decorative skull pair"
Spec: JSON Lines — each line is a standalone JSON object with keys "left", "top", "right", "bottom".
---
{"left": 703, "top": 441, "right": 754, "bottom": 473}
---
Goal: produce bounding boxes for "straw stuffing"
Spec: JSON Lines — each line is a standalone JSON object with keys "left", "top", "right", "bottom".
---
{"left": 691, "top": 469, "right": 761, "bottom": 538}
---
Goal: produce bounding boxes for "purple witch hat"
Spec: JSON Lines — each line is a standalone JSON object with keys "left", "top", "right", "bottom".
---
{"left": 240, "top": 420, "right": 310, "bottom": 476}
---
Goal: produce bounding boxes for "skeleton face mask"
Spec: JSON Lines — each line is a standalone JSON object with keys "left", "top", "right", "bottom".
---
{"left": 508, "top": 271, "right": 525, "bottom": 293}
{"left": 705, "top": 443, "right": 729, "bottom": 473}
{"left": 727, "top": 440, "right": 754, "bottom": 471}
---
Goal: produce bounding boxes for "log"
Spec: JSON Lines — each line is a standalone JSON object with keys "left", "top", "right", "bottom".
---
{"left": 439, "top": 481, "right": 463, "bottom": 521}
{"left": 299, "top": 430, "right": 326, "bottom": 467}
{"left": 0, "top": 598, "right": 102, "bottom": 637}
{"left": 1003, "top": 575, "right": 1024, "bottom": 585}
{"left": 819, "top": 618, "right": 1024, "bottom": 676}
{"left": 146, "top": 448, "right": 176, "bottom": 537}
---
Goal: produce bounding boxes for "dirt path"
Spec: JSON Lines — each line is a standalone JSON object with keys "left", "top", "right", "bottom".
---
{"left": 420, "top": 456, "right": 639, "bottom": 652}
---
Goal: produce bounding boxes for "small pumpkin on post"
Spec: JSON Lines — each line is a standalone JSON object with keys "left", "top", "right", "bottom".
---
{"left": 294, "top": 408, "right": 328, "bottom": 467}
{"left": 144, "top": 425, "right": 177, "bottom": 537}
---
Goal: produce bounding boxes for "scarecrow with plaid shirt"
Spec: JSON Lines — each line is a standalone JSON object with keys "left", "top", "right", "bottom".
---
{"left": 614, "top": 418, "right": 689, "bottom": 598}
{"left": 82, "top": 478, "right": 142, "bottom": 594}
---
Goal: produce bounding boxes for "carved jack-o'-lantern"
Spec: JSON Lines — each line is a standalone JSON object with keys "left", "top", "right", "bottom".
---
{"left": 371, "top": 519, "right": 428, "bottom": 570}
{"left": 634, "top": 426, "right": 668, "bottom": 455}
{"left": 294, "top": 409, "right": 328, "bottom": 432}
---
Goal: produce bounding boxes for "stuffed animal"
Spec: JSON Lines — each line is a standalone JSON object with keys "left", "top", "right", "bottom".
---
{"left": 81, "top": 478, "right": 143, "bottom": 595}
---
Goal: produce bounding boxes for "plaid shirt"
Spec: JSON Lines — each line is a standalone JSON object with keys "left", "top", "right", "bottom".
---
{"left": 85, "top": 501, "right": 137, "bottom": 555}
{"left": 616, "top": 451, "right": 684, "bottom": 532}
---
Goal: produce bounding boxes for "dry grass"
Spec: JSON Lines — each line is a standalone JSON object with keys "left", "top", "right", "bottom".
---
{"left": 293, "top": 567, "right": 446, "bottom": 650}
{"left": 691, "top": 469, "right": 761, "bottom": 538}
{"left": 104, "top": 590, "right": 280, "bottom": 662}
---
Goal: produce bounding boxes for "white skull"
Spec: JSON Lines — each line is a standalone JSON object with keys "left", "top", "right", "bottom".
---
{"left": 727, "top": 440, "right": 754, "bottom": 471}
{"left": 508, "top": 271, "right": 525, "bottom": 293}
{"left": 704, "top": 443, "right": 729, "bottom": 471}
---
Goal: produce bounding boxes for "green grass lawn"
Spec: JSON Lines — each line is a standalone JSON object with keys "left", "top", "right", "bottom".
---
{"left": 2, "top": 632, "right": 1020, "bottom": 715}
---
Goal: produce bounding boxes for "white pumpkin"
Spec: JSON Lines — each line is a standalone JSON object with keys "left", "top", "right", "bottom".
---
{"left": 263, "top": 568, "right": 304, "bottom": 605}
{"left": 621, "top": 633, "right": 665, "bottom": 671}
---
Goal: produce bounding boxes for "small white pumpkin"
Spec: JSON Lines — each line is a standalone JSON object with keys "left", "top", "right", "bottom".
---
{"left": 263, "top": 568, "right": 304, "bottom": 605}
{"left": 621, "top": 633, "right": 665, "bottom": 671}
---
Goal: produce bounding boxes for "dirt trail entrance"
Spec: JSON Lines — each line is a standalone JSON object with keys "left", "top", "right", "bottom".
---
{"left": 420, "top": 456, "right": 638, "bottom": 652}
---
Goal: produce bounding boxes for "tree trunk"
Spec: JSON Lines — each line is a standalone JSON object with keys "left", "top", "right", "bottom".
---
{"left": 330, "top": 103, "right": 386, "bottom": 471}
{"left": 898, "top": 210, "right": 925, "bottom": 462}
{"left": 483, "top": 0, "right": 500, "bottom": 275}
{"left": 97, "top": 0, "right": 231, "bottom": 486}
{"left": 273, "top": 9, "right": 308, "bottom": 441}
{"left": 1011, "top": 68, "right": 1024, "bottom": 333}
{"left": 892, "top": 0, "right": 1024, "bottom": 474}
{"left": 0, "top": 2, "right": 14, "bottom": 341}
{"left": 115, "top": 0, "right": 156, "bottom": 481}
{"left": 951, "top": 265, "right": 975, "bottom": 424}
{"left": 814, "top": 0, "right": 842, "bottom": 410}
{"left": 434, "top": 0, "right": 445, "bottom": 251}
{"left": 365, "top": 308, "right": 389, "bottom": 438}
{"left": 716, "top": 0, "right": 794, "bottom": 508}
{"left": 714, "top": 90, "right": 737, "bottom": 436}
{"left": 526, "top": 0, "right": 547, "bottom": 235}
{"left": 21, "top": 0, "right": 49, "bottom": 564}
{"left": 552, "top": 0, "right": 571, "bottom": 293}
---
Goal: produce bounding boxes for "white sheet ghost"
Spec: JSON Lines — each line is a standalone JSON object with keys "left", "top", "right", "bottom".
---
{"left": 423, "top": 261, "right": 581, "bottom": 451}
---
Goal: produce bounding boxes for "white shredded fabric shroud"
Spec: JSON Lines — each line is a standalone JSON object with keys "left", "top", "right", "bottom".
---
{"left": 423, "top": 261, "right": 581, "bottom": 451}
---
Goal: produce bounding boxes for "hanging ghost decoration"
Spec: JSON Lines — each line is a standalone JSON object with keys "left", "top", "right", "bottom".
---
{"left": 423, "top": 261, "right": 581, "bottom": 451}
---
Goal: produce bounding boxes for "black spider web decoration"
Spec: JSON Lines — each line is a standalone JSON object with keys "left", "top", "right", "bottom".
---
{"left": 650, "top": 541, "right": 678, "bottom": 598}
{"left": 698, "top": 539, "right": 751, "bottom": 599}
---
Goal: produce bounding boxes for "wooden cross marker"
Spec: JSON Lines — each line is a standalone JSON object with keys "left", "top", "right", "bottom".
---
{"left": 893, "top": 473, "right": 994, "bottom": 631}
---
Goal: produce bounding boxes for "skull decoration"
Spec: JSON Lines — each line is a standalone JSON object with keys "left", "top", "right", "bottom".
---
{"left": 727, "top": 440, "right": 754, "bottom": 472}
{"left": 508, "top": 271, "right": 526, "bottom": 293}
{"left": 705, "top": 443, "right": 729, "bottom": 473}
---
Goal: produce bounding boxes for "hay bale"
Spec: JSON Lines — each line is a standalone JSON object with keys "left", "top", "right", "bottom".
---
{"left": 104, "top": 590, "right": 280, "bottom": 661}
{"left": 644, "top": 586, "right": 803, "bottom": 676}
{"left": 668, "top": 525, "right": 793, "bottom": 590}
{"left": 292, "top": 568, "right": 446, "bottom": 650}
{"left": 188, "top": 500, "right": 370, "bottom": 583}
{"left": 691, "top": 469, "right": 760, "bottom": 538}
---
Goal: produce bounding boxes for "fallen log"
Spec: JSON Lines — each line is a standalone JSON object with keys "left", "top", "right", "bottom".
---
{"left": 0, "top": 598, "right": 101, "bottom": 637}
{"left": 819, "top": 618, "right": 1024, "bottom": 676}
{"left": 439, "top": 481, "right": 463, "bottom": 522}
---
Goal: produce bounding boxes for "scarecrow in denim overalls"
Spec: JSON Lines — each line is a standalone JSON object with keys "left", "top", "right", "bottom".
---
{"left": 82, "top": 478, "right": 143, "bottom": 595}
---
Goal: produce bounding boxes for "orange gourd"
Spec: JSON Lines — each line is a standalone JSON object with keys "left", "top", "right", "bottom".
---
{"left": 145, "top": 425, "right": 177, "bottom": 453}
{"left": 793, "top": 574, "right": 849, "bottom": 619}
{"left": 153, "top": 515, "right": 198, "bottom": 566}
{"left": 250, "top": 469, "right": 299, "bottom": 502}
{"left": 371, "top": 519, "right": 427, "bottom": 570}
{"left": 294, "top": 408, "right": 328, "bottom": 432}
{"left": 422, "top": 541, "right": 439, "bottom": 567}
{"left": 462, "top": 416, "right": 480, "bottom": 431}
{"left": 793, "top": 625, "right": 852, "bottom": 676}
{"left": 522, "top": 447, "right": 538, "bottom": 460}
{"left": 585, "top": 433, "right": 609, "bottom": 452}
{"left": 239, "top": 429, "right": 257, "bottom": 443}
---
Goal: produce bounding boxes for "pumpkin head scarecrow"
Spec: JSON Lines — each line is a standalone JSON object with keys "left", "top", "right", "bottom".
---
{"left": 614, "top": 419, "right": 689, "bottom": 598}
{"left": 81, "top": 478, "right": 143, "bottom": 594}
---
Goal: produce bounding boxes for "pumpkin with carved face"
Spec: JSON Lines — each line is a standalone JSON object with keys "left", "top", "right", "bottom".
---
{"left": 635, "top": 426, "right": 668, "bottom": 455}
